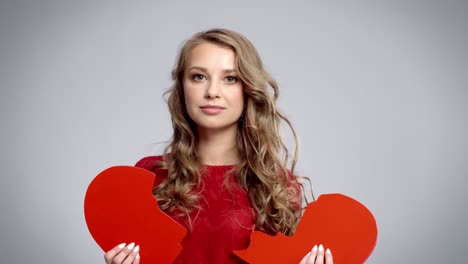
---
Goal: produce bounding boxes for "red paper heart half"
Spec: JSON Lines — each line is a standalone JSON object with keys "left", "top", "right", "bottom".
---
{"left": 84, "top": 166, "right": 187, "bottom": 264}
{"left": 234, "top": 193, "right": 378, "bottom": 264}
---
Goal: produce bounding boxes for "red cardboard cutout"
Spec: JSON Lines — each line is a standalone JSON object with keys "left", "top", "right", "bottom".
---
{"left": 234, "top": 194, "right": 378, "bottom": 264}
{"left": 84, "top": 166, "right": 187, "bottom": 264}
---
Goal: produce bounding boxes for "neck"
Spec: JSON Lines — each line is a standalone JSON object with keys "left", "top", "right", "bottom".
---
{"left": 197, "top": 126, "right": 240, "bottom": 166}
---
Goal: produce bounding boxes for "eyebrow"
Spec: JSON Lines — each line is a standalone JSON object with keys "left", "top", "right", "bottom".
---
{"left": 187, "top": 66, "right": 237, "bottom": 74}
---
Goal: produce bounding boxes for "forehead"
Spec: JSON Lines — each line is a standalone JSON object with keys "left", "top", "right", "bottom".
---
{"left": 187, "top": 42, "right": 237, "bottom": 70}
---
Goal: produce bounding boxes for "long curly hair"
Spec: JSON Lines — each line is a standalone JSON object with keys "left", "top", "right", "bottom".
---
{"left": 153, "top": 28, "right": 304, "bottom": 235}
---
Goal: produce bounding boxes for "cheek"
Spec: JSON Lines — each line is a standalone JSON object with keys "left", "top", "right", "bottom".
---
{"left": 183, "top": 85, "right": 198, "bottom": 107}
{"left": 228, "top": 88, "right": 245, "bottom": 113}
{"left": 183, "top": 92, "right": 197, "bottom": 121}
{"left": 235, "top": 86, "right": 245, "bottom": 105}
{"left": 183, "top": 85, "right": 206, "bottom": 122}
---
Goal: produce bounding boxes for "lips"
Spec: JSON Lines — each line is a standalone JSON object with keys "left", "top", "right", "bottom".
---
{"left": 200, "top": 105, "right": 225, "bottom": 115}
{"left": 200, "top": 105, "right": 226, "bottom": 109}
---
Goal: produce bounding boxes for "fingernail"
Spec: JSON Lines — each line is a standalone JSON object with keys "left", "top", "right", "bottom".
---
{"left": 127, "top": 242, "right": 135, "bottom": 250}
{"left": 326, "top": 248, "right": 332, "bottom": 254}
{"left": 118, "top": 243, "right": 126, "bottom": 249}
{"left": 133, "top": 245, "right": 140, "bottom": 253}
{"left": 312, "top": 245, "right": 318, "bottom": 252}
{"left": 319, "top": 244, "right": 324, "bottom": 252}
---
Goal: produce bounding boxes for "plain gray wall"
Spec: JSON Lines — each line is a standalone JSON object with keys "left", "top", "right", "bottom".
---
{"left": 1, "top": 0, "right": 467, "bottom": 263}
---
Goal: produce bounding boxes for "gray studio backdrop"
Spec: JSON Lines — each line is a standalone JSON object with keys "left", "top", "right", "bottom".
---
{"left": 1, "top": 1, "right": 467, "bottom": 263}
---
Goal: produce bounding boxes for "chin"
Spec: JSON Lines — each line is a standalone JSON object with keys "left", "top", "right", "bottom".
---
{"left": 196, "top": 121, "right": 238, "bottom": 131}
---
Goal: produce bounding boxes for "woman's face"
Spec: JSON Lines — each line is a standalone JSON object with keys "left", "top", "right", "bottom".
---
{"left": 183, "top": 42, "right": 244, "bottom": 134}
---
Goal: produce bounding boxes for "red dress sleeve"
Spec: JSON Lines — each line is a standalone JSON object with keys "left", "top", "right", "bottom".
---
{"left": 135, "top": 155, "right": 168, "bottom": 188}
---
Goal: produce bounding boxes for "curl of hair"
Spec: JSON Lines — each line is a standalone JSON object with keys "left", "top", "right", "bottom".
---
{"left": 153, "top": 28, "right": 304, "bottom": 235}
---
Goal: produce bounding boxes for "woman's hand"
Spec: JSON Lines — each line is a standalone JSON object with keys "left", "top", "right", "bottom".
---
{"left": 299, "top": 244, "right": 333, "bottom": 264}
{"left": 104, "top": 242, "right": 140, "bottom": 264}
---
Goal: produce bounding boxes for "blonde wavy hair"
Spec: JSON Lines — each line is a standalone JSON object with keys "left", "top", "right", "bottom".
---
{"left": 153, "top": 28, "right": 307, "bottom": 235}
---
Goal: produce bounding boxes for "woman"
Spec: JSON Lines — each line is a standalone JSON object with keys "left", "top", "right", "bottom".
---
{"left": 104, "top": 28, "right": 333, "bottom": 264}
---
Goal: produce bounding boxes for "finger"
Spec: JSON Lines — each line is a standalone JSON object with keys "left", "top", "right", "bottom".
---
{"left": 299, "top": 252, "right": 310, "bottom": 264}
{"left": 104, "top": 243, "right": 126, "bottom": 264}
{"left": 315, "top": 244, "right": 325, "bottom": 264}
{"left": 113, "top": 242, "right": 135, "bottom": 264}
{"left": 325, "top": 248, "right": 333, "bottom": 264}
{"left": 134, "top": 253, "right": 140, "bottom": 264}
{"left": 299, "top": 245, "right": 317, "bottom": 264}
{"left": 123, "top": 245, "right": 140, "bottom": 264}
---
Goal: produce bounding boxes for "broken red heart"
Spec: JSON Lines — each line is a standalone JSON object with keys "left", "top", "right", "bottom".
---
{"left": 234, "top": 193, "right": 378, "bottom": 264}
{"left": 85, "top": 166, "right": 377, "bottom": 264}
{"left": 84, "top": 166, "right": 187, "bottom": 264}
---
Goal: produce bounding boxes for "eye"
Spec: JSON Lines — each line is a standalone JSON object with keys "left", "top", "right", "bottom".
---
{"left": 225, "top": 76, "right": 238, "bottom": 83}
{"left": 192, "top": 73, "right": 206, "bottom": 82}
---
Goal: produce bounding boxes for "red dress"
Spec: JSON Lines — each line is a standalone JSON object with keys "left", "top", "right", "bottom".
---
{"left": 135, "top": 156, "right": 254, "bottom": 263}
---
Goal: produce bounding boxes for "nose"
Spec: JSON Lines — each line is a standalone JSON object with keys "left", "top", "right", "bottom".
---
{"left": 205, "top": 80, "right": 221, "bottom": 99}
